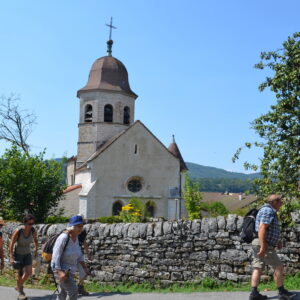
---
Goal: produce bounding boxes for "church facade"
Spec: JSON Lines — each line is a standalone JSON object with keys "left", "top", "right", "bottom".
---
{"left": 62, "top": 39, "right": 187, "bottom": 220}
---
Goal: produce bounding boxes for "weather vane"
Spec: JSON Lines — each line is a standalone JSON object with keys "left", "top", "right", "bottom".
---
{"left": 106, "top": 17, "right": 117, "bottom": 41}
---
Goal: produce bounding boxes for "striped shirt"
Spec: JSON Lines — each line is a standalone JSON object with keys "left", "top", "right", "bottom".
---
{"left": 255, "top": 204, "right": 280, "bottom": 246}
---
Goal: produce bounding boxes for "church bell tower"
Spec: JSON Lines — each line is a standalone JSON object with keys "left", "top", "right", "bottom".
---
{"left": 76, "top": 21, "right": 138, "bottom": 167}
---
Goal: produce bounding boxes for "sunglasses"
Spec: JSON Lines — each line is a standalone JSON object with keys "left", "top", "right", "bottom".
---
{"left": 27, "top": 222, "right": 34, "bottom": 226}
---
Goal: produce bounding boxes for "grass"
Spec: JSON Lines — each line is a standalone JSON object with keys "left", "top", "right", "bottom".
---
{"left": 1, "top": 269, "right": 300, "bottom": 293}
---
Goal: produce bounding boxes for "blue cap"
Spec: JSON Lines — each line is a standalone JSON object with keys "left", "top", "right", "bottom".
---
{"left": 68, "top": 215, "right": 85, "bottom": 226}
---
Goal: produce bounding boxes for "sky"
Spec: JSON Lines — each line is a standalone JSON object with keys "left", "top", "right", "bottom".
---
{"left": 0, "top": 0, "right": 299, "bottom": 173}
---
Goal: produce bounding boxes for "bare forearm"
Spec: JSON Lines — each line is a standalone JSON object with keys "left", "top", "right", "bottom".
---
{"left": 258, "top": 226, "right": 267, "bottom": 248}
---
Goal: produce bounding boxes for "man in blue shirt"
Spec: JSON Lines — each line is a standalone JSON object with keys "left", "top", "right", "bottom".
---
{"left": 249, "top": 194, "right": 295, "bottom": 300}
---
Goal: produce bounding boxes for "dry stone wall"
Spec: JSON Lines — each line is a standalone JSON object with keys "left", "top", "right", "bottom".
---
{"left": 2, "top": 213, "right": 300, "bottom": 284}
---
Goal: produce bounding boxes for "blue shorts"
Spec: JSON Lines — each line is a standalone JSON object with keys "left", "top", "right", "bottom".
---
{"left": 14, "top": 253, "right": 32, "bottom": 267}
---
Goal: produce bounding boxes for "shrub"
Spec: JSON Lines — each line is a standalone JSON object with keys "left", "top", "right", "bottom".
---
{"left": 120, "top": 198, "right": 144, "bottom": 223}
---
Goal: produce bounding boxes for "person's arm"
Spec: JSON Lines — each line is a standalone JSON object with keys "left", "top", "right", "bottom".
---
{"left": 9, "top": 229, "right": 19, "bottom": 264}
{"left": 51, "top": 233, "right": 69, "bottom": 281}
{"left": 33, "top": 230, "right": 38, "bottom": 257}
{"left": 257, "top": 223, "right": 269, "bottom": 257}
{"left": 78, "top": 249, "right": 90, "bottom": 275}
{"left": 83, "top": 240, "right": 92, "bottom": 260}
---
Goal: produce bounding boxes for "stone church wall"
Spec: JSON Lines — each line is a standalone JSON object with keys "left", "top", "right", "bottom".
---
{"left": 2, "top": 213, "right": 300, "bottom": 284}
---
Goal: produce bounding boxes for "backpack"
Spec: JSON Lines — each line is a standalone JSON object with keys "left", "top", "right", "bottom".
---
{"left": 42, "top": 231, "right": 69, "bottom": 263}
{"left": 240, "top": 208, "right": 259, "bottom": 243}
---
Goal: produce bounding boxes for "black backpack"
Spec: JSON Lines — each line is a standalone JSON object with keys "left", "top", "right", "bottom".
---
{"left": 42, "top": 231, "right": 69, "bottom": 263}
{"left": 240, "top": 208, "right": 259, "bottom": 243}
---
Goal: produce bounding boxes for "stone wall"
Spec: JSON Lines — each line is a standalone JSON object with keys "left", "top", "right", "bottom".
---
{"left": 2, "top": 213, "right": 300, "bottom": 284}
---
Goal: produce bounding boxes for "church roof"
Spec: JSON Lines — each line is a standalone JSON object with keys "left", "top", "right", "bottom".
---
{"left": 63, "top": 184, "right": 82, "bottom": 193}
{"left": 168, "top": 136, "right": 188, "bottom": 172}
{"left": 76, "top": 120, "right": 185, "bottom": 172}
{"left": 77, "top": 55, "right": 137, "bottom": 98}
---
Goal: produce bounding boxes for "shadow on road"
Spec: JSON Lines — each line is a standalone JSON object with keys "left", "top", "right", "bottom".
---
{"left": 29, "top": 291, "right": 132, "bottom": 299}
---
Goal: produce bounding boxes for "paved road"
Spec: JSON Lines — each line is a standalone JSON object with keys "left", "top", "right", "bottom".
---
{"left": 1, "top": 286, "right": 300, "bottom": 300}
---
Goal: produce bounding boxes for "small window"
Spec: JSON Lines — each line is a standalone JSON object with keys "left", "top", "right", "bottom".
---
{"left": 145, "top": 201, "right": 155, "bottom": 217}
{"left": 134, "top": 144, "right": 138, "bottom": 154}
{"left": 123, "top": 106, "right": 130, "bottom": 125}
{"left": 104, "top": 104, "right": 113, "bottom": 122}
{"left": 112, "top": 201, "right": 123, "bottom": 216}
{"left": 84, "top": 105, "right": 93, "bottom": 122}
{"left": 127, "top": 178, "right": 142, "bottom": 193}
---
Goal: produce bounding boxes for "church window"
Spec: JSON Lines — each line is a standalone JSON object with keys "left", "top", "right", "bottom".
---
{"left": 84, "top": 104, "right": 93, "bottom": 122}
{"left": 123, "top": 106, "right": 130, "bottom": 124}
{"left": 134, "top": 144, "right": 138, "bottom": 154}
{"left": 145, "top": 201, "right": 155, "bottom": 218}
{"left": 112, "top": 201, "right": 123, "bottom": 216}
{"left": 127, "top": 177, "right": 142, "bottom": 193}
{"left": 104, "top": 104, "right": 113, "bottom": 122}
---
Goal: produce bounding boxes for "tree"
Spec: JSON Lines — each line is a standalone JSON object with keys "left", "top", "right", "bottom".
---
{"left": 0, "top": 145, "right": 66, "bottom": 222}
{"left": 184, "top": 174, "right": 202, "bottom": 220}
{"left": 0, "top": 95, "right": 36, "bottom": 152}
{"left": 233, "top": 32, "right": 300, "bottom": 202}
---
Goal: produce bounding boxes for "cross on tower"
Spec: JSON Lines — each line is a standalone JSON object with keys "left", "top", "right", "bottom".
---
{"left": 106, "top": 17, "right": 117, "bottom": 41}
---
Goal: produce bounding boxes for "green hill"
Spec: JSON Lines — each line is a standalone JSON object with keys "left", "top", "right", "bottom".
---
{"left": 186, "top": 162, "right": 260, "bottom": 180}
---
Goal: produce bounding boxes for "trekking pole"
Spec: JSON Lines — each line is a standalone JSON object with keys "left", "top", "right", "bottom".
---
{"left": 49, "top": 266, "right": 59, "bottom": 300}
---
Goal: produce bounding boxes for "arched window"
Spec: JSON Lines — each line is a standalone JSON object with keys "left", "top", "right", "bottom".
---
{"left": 84, "top": 104, "right": 93, "bottom": 122}
{"left": 104, "top": 104, "right": 113, "bottom": 122}
{"left": 112, "top": 201, "right": 123, "bottom": 216}
{"left": 145, "top": 201, "right": 156, "bottom": 217}
{"left": 123, "top": 106, "right": 130, "bottom": 125}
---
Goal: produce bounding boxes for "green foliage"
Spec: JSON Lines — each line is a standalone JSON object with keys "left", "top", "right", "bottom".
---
{"left": 184, "top": 174, "right": 202, "bottom": 220}
{"left": 120, "top": 197, "right": 144, "bottom": 223}
{"left": 278, "top": 200, "right": 300, "bottom": 227}
{"left": 45, "top": 215, "right": 70, "bottom": 224}
{"left": 0, "top": 145, "right": 66, "bottom": 223}
{"left": 232, "top": 207, "right": 249, "bottom": 216}
{"left": 96, "top": 216, "right": 122, "bottom": 224}
{"left": 233, "top": 32, "right": 300, "bottom": 204}
{"left": 203, "top": 202, "right": 229, "bottom": 217}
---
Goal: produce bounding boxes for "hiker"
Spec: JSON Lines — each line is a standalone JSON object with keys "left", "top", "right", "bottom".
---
{"left": 0, "top": 218, "right": 5, "bottom": 273}
{"left": 77, "top": 224, "right": 91, "bottom": 296}
{"left": 9, "top": 214, "right": 38, "bottom": 300}
{"left": 51, "top": 215, "right": 90, "bottom": 300}
{"left": 249, "top": 194, "right": 295, "bottom": 300}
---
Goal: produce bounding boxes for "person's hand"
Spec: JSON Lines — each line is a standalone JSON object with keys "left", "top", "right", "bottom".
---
{"left": 258, "top": 246, "right": 266, "bottom": 258}
{"left": 277, "top": 240, "right": 283, "bottom": 249}
{"left": 9, "top": 256, "right": 14, "bottom": 265}
{"left": 58, "top": 270, "right": 68, "bottom": 282}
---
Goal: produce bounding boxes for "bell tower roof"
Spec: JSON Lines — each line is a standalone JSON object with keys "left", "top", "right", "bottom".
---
{"left": 77, "top": 54, "right": 137, "bottom": 98}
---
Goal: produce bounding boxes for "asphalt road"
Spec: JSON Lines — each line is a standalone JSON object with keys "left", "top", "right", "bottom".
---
{"left": 1, "top": 286, "right": 300, "bottom": 300}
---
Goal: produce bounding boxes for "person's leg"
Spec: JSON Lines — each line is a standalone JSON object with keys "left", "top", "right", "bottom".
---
{"left": 274, "top": 264, "right": 284, "bottom": 287}
{"left": 251, "top": 267, "right": 262, "bottom": 287}
{"left": 250, "top": 239, "right": 267, "bottom": 300}
{"left": 54, "top": 272, "right": 67, "bottom": 300}
{"left": 64, "top": 273, "right": 78, "bottom": 300}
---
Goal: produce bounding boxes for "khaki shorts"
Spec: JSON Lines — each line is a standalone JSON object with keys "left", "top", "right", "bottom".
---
{"left": 252, "top": 238, "right": 283, "bottom": 269}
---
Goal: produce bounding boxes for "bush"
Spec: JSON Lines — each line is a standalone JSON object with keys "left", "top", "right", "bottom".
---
{"left": 120, "top": 198, "right": 144, "bottom": 223}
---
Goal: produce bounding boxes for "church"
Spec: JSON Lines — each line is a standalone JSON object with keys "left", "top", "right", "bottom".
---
{"left": 62, "top": 33, "right": 188, "bottom": 220}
